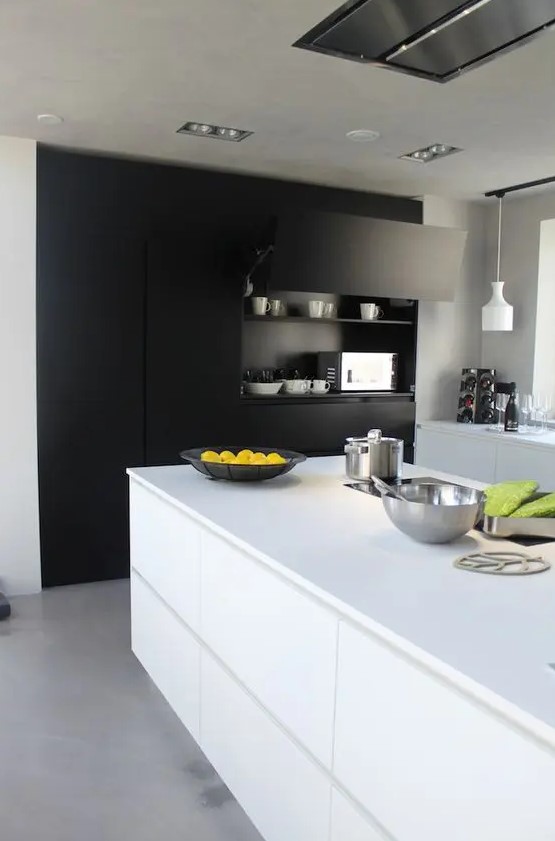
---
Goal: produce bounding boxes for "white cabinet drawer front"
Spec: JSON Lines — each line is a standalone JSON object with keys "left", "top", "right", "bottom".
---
{"left": 200, "top": 651, "right": 330, "bottom": 841}
{"left": 416, "top": 428, "right": 496, "bottom": 483}
{"left": 130, "top": 482, "right": 201, "bottom": 630}
{"left": 201, "top": 530, "right": 338, "bottom": 766}
{"left": 331, "top": 789, "right": 390, "bottom": 841}
{"left": 334, "top": 622, "right": 555, "bottom": 841}
{"left": 131, "top": 571, "right": 200, "bottom": 740}
{"left": 495, "top": 442, "right": 555, "bottom": 489}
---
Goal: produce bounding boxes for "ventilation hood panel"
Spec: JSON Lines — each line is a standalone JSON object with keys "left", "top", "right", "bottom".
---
{"left": 295, "top": 0, "right": 555, "bottom": 82}
{"left": 272, "top": 211, "right": 468, "bottom": 301}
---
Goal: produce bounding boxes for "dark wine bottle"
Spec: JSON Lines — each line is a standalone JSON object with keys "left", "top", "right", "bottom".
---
{"left": 504, "top": 383, "right": 519, "bottom": 432}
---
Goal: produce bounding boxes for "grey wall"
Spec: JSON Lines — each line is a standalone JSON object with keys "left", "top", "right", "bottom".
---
{"left": 481, "top": 189, "right": 555, "bottom": 390}
{"left": 415, "top": 196, "right": 486, "bottom": 423}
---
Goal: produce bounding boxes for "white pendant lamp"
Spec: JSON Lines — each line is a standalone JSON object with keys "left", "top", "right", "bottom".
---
{"left": 482, "top": 193, "right": 513, "bottom": 331}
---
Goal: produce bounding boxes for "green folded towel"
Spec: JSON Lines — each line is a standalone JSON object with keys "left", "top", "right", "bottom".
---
{"left": 511, "top": 493, "right": 555, "bottom": 518}
{"left": 484, "top": 481, "right": 539, "bottom": 517}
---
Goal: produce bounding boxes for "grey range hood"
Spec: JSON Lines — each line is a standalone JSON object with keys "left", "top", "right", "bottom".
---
{"left": 272, "top": 210, "right": 468, "bottom": 301}
{"left": 294, "top": 0, "right": 555, "bottom": 83}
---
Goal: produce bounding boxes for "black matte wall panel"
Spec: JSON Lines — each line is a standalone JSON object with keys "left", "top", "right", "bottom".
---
{"left": 37, "top": 147, "right": 422, "bottom": 586}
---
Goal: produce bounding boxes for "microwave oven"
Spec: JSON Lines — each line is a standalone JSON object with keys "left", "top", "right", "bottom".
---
{"left": 317, "top": 352, "right": 398, "bottom": 392}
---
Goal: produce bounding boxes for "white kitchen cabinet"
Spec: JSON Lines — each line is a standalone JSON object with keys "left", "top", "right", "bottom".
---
{"left": 415, "top": 426, "right": 497, "bottom": 482}
{"left": 200, "top": 650, "right": 330, "bottom": 841}
{"left": 330, "top": 789, "right": 391, "bottom": 841}
{"left": 131, "top": 571, "right": 200, "bottom": 740}
{"left": 495, "top": 441, "right": 554, "bottom": 489}
{"left": 333, "top": 622, "right": 555, "bottom": 841}
{"left": 130, "top": 481, "right": 201, "bottom": 631}
{"left": 200, "top": 529, "right": 338, "bottom": 767}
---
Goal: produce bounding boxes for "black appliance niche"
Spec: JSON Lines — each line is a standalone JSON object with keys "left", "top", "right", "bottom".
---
{"left": 242, "top": 291, "right": 417, "bottom": 397}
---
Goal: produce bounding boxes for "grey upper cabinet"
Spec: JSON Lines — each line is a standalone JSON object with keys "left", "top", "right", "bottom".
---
{"left": 272, "top": 210, "right": 468, "bottom": 301}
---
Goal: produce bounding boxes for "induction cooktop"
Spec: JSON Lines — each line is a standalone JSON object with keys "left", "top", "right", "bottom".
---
{"left": 345, "top": 476, "right": 448, "bottom": 498}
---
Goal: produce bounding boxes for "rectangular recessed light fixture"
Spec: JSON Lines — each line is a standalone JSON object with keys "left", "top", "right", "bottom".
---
{"left": 400, "top": 143, "right": 462, "bottom": 163}
{"left": 177, "top": 121, "right": 252, "bottom": 142}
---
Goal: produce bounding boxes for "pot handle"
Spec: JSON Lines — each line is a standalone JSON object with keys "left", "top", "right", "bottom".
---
{"left": 367, "top": 429, "right": 383, "bottom": 441}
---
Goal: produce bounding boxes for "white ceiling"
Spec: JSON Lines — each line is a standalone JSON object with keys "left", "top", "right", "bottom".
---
{"left": 2, "top": 0, "right": 555, "bottom": 198}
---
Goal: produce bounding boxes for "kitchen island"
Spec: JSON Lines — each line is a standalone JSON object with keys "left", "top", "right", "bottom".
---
{"left": 128, "top": 457, "right": 555, "bottom": 841}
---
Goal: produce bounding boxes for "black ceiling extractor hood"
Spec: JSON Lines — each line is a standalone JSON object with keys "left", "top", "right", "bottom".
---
{"left": 294, "top": 0, "right": 555, "bottom": 83}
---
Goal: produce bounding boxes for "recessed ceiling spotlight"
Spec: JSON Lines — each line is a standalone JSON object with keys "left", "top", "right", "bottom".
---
{"left": 399, "top": 143, "right": 462, "bottom": 163}
{"left": 37, "top": 113, "right": 64, "bottom": 126}
{"left": 346, "top": 129, "right": 380, "bottom": 142}
{"left": 177, "top": 121, "right": 252, "bottom": 142}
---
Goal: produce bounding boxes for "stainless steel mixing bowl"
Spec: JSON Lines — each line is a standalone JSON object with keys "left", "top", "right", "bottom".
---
{"left": 381, "top": 483, "right": 484, "bottom": 544}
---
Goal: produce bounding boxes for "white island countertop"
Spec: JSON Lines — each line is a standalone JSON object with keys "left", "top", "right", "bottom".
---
{"left": 128, "top": 457, "right": 555, "bottom": 748}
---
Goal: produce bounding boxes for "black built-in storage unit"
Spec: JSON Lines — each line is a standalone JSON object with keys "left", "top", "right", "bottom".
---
{"left": 37, "top": 147, "right": 421, "bottom": 587}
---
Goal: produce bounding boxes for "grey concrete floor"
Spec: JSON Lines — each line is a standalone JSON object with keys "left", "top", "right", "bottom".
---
{"left": 0, "top": 580, "right": 262, "bottom": 841}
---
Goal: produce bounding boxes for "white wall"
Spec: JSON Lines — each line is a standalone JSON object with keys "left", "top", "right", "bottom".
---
{"left": 415, "top": 197, "right": 486, "bottom": 423}
{"left": 533, "top": 218, "right": 555, "bottom": 405}
{"left": 0, "top": 137, "right": 40, "bottom": 595}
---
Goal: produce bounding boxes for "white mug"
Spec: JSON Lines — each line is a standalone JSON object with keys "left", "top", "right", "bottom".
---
{"left": 360, "top": 303, "right": 384, "bottom": 321}
{"left": 284, "top": 379, "right": 309, "bottom": 394}
{"left": 311, "top": 379, "right": 331, "bottom": 394}
{"left": 252, "top": 296, "right": 271, "bottom": 315}
{"left": 269, "top": 299, "right": 284, "bottom": 316}
{"left": 308, "top": 300, "right": 325, "bottom": 318}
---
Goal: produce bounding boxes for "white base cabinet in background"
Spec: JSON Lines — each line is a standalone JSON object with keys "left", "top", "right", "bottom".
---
{"left": 416, "top": 423, "right": 555, "bottom": 487}
{"left": 415, "top": 426, "right": 497, "bottom": 483}
{"left": 495, "top": 440, "right": 555, "bottom": 488}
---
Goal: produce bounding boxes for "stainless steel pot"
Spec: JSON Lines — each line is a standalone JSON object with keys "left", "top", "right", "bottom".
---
{"left": 345, "top": 429, "right": 403, "bottom": 481}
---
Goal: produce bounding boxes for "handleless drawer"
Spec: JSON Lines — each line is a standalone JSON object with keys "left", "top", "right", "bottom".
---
{"left": 331, "top": 789, "right": 392, "bottom": 841}
{"left": 129, "top": 481, "right": 201, "bottom": 631}
{"left": 131, "top": 571, "right": 200, "bottom": 740}
{"left": 334, "top": 622, "right": 555, "bottom": 841}
{"left": 200, "top": 529, "right": 338, "bottom": 767}
{"left": 200, "top": 650, "right": 330, "bottom": 841}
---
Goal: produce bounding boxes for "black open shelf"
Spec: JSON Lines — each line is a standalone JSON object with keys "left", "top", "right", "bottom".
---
{"left": 245, "top": 315, "right": 413, "bottom": 326}
{"left": 240, "top": 392, "right": 414, "bottom": 406}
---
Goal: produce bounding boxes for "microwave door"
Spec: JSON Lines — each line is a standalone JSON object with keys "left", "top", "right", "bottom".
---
{"left": 340, "top": 353, "right": 394, "bottom": 391}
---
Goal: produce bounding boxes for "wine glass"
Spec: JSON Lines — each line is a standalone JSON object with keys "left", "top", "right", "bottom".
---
{"left": 539, "top": 393, "right": 553, "bottom": 433}
{"left": 495, "top": 393, "right": 509, "bottom": 432}
{"left": 520, "top": 393, "right": 533, "bottom": 432}
{"left": 532, "top": 392, "right": 544, "bottom": 433}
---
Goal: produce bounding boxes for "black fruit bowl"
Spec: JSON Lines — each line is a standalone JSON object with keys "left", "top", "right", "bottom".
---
{"left": 179, "top": 446, "right": 307, "bottom": 482}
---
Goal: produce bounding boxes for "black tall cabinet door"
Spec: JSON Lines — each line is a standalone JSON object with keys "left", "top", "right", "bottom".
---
{"left": 146, "top": 236, "right": 243, "bottom": 464}
{"left": 37, "top": 232, "right": 145, "bottom": 587}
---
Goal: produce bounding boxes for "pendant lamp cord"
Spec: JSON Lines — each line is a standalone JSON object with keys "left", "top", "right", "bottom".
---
{"left": 496, "top": 192, "right": 505, "bottom": 285}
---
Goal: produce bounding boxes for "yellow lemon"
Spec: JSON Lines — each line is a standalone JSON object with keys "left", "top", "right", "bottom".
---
{"left": 201, "top": 450, "right": 221, "bottom": 463}
{"left": 237, "top": 449, "right": 254, "bottom": 460}
{"left": 219, "top": 451, "right": 235, "bottom": 462}
{"left": 266, "top": 453, "right": 287, "bottom": 465}
{"left": 235, "top": 452, "right": 252, "bottom": 465}
{"left": 251, "top": 452, "right": 268, "bottom": 465}
{"left": 221, "top": 455, "right": 237, "bottom": 465}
